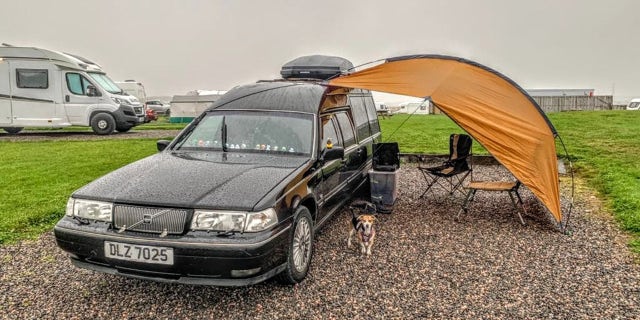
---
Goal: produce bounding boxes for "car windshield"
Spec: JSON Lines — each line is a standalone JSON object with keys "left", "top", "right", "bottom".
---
{"left": 88, "top": 72, "right": 122, "bottom": 94}
{"left": 175, "top": 111, "right": 314, "bottom": 156}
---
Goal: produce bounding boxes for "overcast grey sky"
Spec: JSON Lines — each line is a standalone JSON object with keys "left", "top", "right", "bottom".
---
{"left": 1, "top": 0, "right": 638, "bottom": 103}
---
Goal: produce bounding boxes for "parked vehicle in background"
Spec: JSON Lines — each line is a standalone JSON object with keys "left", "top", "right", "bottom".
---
{"left": 145, "top": 108, "right": 157, "bottom": 122}
{"left": 0, "top": 45, "right": 145, "bottom": 134}
{"left": 627, "top": 98, "right": 640, "bottom": 110}
{"left": 145, "top": 100, "right": 170, "bottom": 115}
{"left": 54, "top": 55, "right": 382, "bottom": 286}
{"left": 114, "top": 80, "right": 147, "bottom": 105}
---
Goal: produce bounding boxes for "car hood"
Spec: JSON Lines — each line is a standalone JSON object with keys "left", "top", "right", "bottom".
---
{"left": 73, "top": 152, "right": 310, "bottom": 210}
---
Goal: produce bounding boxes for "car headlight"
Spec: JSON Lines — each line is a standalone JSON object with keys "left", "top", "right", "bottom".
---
{"left": 191, "top": 210, "right": 246, "bottom": 232}
{"left": 245, "top": 208, "right": 277, "bottom": 232}
{"left": 66, "top": 198, "right": 113, "bottom": 222}
{"left": 191, "top": 208, "right": 278, "bottom": 233}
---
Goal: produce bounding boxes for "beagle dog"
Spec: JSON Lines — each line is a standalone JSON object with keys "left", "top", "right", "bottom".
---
{"left": 347, "top": 201, "right": 377, "bottom": 255}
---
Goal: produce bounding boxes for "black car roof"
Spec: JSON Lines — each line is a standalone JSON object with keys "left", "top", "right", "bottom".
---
{"left": 207, "top": 81, "right": 327, "bottom": 114}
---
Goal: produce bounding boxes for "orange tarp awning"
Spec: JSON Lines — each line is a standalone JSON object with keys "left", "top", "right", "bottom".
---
{"left": 329, "top": 55, "right": 561, "bottom": 222}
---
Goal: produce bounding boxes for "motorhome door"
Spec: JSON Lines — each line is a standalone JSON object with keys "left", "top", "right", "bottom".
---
{"left": 63, "top": 72, "right": 103, "bottom": 124}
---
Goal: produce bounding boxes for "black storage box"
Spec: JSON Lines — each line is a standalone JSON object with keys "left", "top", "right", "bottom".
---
{"left": 281, "top": 55, "right": 353, "bottom": 80}
{"left": 373, "top": 142, "right": 400, "bottom": 172}
{"left": 369, "top": 169, "right": 398, "bottom": 213}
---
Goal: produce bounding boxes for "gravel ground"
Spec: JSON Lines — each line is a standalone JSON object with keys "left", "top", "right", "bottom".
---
{"left": 1, "top": 165, "right": 639, "bottom": 319}
{"left": 0, "top": 129, "right": 182, "bottom": 142}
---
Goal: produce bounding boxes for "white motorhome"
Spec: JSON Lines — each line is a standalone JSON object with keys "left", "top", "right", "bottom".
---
{"left": 114, "top": 80, "right": 146, "bottom": 104}
{"left": 396, "top": 100, "right": 431, "bottom": 115}
{"left": 627, "top": 98, "right": 640, "bottom": 111}
{"left": 0, "top": 46, "right": 145, "bottom": 134}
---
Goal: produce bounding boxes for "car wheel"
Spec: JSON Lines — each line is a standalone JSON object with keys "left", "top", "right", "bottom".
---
{"left": 90, "top": 113, "right": 115, "bottom": 135}
{"left": 277, "top": 206, "right": 313, "bottom": 284}
{"left": 2, "top": 127, "right": 23, "bottom": 134}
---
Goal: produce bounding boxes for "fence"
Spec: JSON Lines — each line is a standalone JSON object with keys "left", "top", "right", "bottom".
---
{"left": 532, "top": 95, "right": 618, "bottom": 112}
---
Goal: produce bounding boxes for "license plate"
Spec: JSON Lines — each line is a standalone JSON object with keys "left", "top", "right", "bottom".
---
{"left": 104, "top": 241, "right": 174, "bottom": 265}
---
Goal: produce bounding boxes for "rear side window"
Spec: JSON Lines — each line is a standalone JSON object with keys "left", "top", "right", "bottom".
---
{"left": 16, "top": 69, "right": 48, "bottom": 89}
{"left": 348, "top": 95, "right": 371, "bottom": 142}
{"left": 364, "top": 96, "right": 380, "bottom": 135}
{"left": 335, "top": 112, "right": 356, "bottom": 147}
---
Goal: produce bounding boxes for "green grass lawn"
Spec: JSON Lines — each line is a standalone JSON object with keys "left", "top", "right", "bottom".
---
{"left": 1, "top": 111, "right": 640, "bottom": 252}
{"left": 0, "top": 140, "right": 158, "bottom": 244}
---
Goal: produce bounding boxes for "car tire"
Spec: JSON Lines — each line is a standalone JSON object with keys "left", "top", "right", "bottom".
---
{"left": 2, "top": 127, "right": 23, "bottom": 134}
{"left": 90, "top": 113, "right": 115, "bottom": 135}
{"left": 276, "top": 206, "right": 314, "bottom": 284}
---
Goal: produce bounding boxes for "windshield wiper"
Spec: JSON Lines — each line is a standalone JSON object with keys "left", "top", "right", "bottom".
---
{"left": 222, "top": 116, "right": 228, "bottom": 152}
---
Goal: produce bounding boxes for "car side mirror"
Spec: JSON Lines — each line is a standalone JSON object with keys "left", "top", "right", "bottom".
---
{"left": 86, "top": 85, "right": 100, "bottom": 97}
{"left": 157, "top": 140, "right": 171, "bottom": 152}
{"left": 321, "top": 146, "right": 344, "bottom": 162}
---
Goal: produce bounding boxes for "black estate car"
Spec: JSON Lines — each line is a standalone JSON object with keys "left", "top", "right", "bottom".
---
{"left": 54, "top": 56, "right": 381, "bottom": 286}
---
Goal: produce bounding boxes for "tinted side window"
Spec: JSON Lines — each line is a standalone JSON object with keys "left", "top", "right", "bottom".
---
{"left": 16, "top": 69, "right": 48, "bottom": 89}
{"left": 364, "top": 95, "right": 380, "bottom": 135}
{"left": 335, "top": 112, "right": 356, "bottom": 147}
{"left": 348, "top": 95, "right": 370, "bottom": 142}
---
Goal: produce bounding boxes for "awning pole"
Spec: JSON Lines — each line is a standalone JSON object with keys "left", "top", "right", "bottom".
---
{"left": 557, "top": 134, "right": 574, "bottom": 234}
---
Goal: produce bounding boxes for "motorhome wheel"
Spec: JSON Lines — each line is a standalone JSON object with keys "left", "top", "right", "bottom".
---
{"left": 90, "top": 113, "right": 115, "bottom": 135}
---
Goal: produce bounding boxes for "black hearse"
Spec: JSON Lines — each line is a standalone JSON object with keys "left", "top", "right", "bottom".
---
{"left": 54, "top": 55, "right": 382, "bottom": 286}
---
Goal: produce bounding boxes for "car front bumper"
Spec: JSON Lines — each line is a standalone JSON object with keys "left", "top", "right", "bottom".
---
{"left": 54, "top": 218, "right": 291, "bottom": 286}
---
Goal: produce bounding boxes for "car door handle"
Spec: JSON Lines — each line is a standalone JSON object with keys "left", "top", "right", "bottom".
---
{"left": 65, "top": 95, "right": 70, "bottom": 102}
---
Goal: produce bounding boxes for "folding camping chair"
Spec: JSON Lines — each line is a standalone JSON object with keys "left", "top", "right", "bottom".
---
{"left": 456, "top": 180, "right": 527, "bottom": 225}
{"left": 418, "top": 133, "right": 473, "bottom": 198}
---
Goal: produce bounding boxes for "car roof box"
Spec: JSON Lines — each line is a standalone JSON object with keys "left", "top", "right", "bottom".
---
{"left": 281, "top": 55, "right": 353, "bottom": 80}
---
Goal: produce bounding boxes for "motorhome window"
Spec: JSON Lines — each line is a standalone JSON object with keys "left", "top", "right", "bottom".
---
{"left": 348, "top": 95, "right": 371, "bottom": 142}
{"left": 321, "top": 115, "right": 341, "bottom": 149}
{"left": 66, "top": 73, "right": 94, "bottom": 95}
{"left": 177, "top": 111, "right": 314, "bottom": 155}
{"left": 363, "top": 96, "right": 381, "bottom": 135}
{"left": 88, "top": 72, "right": 122, "bottom": 94}
{"left": 16, "top": 69, "right": 48, "bottom": 89}
{"left": 335, "top": 112, "right": 356, "bottom": 147}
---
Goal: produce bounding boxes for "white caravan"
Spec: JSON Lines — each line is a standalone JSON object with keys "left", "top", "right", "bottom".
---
{"left": 627, "top": 98, "right": 640, "bottom": 111}
{"left": 0, "top": 46, "right": 145, "bottom": 134}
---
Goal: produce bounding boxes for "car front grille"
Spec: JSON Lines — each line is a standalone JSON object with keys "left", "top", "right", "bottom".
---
{"left": 113, "top": 205, "right": 189, "bottom": 235}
